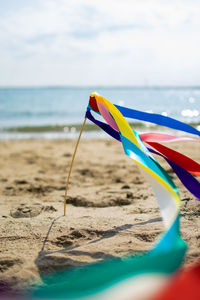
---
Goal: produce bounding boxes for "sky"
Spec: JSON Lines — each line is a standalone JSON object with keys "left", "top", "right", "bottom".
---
{"left": 0, "top": 0, "right": 200, "bottom": 87}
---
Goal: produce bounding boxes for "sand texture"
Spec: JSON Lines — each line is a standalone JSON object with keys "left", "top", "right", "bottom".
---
{"left": 0, "top": 139, "right": 199, "bottom": 293}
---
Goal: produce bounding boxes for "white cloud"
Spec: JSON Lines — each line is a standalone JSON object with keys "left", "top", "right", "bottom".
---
{"left": 0, "top": 0, "right": 200, "bottom": 86}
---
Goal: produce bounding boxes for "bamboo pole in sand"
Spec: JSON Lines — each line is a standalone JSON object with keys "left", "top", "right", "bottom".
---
{"left": 64, "top": 118, "right": 86, "bottom": 216}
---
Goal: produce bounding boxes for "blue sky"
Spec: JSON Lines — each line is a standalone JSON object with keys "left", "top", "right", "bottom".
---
{"left": 0, "top": 0, "right": 200, "bottom": 86}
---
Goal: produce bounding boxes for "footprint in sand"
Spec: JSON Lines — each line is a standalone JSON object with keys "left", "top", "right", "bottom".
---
{"left": 51, "top": 228, "right": 116, "bottom": 249}
{"left": 51, "top": 230, "right": 87, "bottom": 248}
{"left": 134, "top": 232, "right": 161, "bottom": 243}
{"left": 67, "top": 195, "right": 132, "bottom": 208}
{"left": 10, "top": 203, "right": 43, "bottom": 218}
{"left": 0, "top": 257, "right": 23, "bottom": 273}
{"left": 43, "top": 205, "right": 57, "bottom": 212}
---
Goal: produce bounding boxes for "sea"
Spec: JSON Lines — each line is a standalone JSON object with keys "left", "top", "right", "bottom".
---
{"left": 0, "top": 86, "right": 199, "bottom": 140}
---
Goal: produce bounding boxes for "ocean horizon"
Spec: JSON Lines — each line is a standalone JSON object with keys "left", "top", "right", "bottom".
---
{"left": 0, "top": 86, "right": 199, "bottom": 140}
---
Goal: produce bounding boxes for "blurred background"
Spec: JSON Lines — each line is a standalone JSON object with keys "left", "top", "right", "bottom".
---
{"left": 0, "top": 0, "right": 200, "bottom": 139}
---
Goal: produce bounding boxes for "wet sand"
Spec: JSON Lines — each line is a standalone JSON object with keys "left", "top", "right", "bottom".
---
{"left": 0, "top": 139, "right": 199, "bottom": 292}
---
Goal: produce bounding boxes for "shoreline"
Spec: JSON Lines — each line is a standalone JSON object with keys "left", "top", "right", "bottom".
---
{"left": 3, "top": 120, "right": 200, "bottom": 132}
{"left": 0, "top": 121, "right": 200, "bottom": 141}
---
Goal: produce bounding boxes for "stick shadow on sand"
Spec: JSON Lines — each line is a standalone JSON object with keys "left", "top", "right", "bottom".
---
{"left": 34, "top": 216, "right": 162, "bottom": 280}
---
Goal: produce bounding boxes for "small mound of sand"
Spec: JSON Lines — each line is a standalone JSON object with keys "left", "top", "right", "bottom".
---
{"left": 10, "top": 203, "right": 43, "bottom": 218}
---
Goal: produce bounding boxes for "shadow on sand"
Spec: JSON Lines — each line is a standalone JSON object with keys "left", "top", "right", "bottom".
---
{"left": 34, "top": 216, "right": 162, "bottom": 282}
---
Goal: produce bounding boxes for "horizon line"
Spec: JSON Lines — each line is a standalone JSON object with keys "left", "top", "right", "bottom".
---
{"left": 0, "top": 85, "right": 200, "bottom": 89}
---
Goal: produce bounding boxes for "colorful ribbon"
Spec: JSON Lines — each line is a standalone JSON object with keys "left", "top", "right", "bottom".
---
{"left": 86, "top": 99, "right": 200, "bottom": 201}
{"left": 32, "top": 93, "right": 200, "bottom": 299}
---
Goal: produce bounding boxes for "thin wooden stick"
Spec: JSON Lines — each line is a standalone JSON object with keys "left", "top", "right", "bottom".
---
{"left": 64, "top": 118, "right": 87, "bottom": 216}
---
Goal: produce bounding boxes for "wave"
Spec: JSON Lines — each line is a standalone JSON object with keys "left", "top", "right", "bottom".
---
{"left": 2, "top": 121, "right": 200, "bottom": 133}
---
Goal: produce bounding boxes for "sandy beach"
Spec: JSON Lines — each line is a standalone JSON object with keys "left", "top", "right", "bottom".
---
{"left": 0, "top": 138, "right": 199, "bottom": 293}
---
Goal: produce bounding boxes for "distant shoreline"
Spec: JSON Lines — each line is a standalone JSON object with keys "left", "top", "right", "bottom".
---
{"left": 2, "top": 120, "right": 200, "bottom": 133}
{"left": 0, "top": 121, "right": 199, "bottom": 141}
{"left": 2, "top": 122, "right": 149, "bottom": 133}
